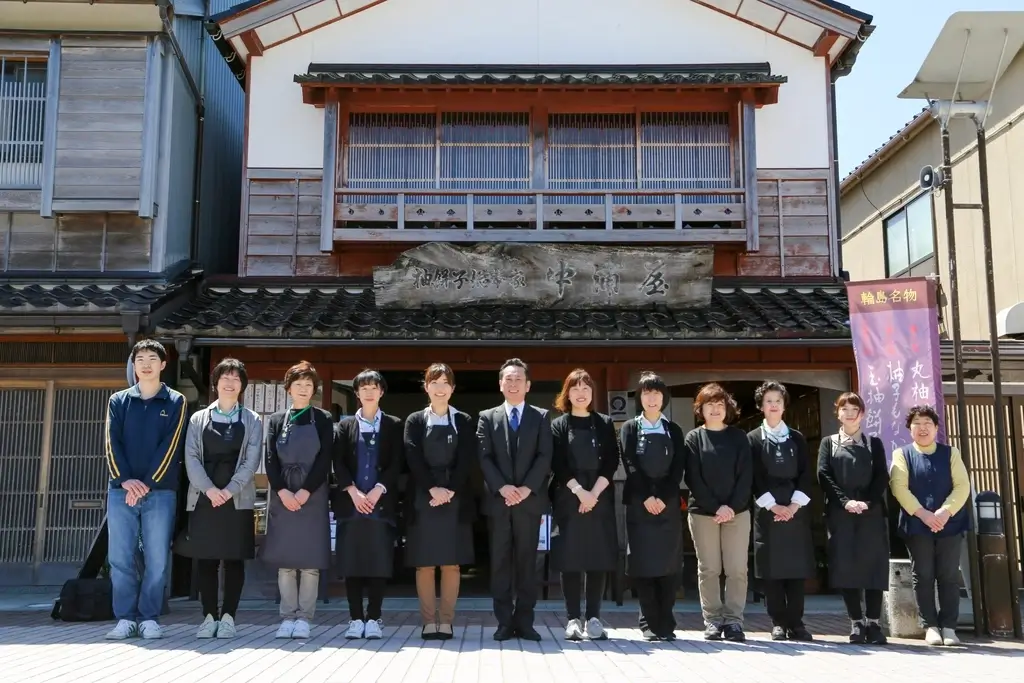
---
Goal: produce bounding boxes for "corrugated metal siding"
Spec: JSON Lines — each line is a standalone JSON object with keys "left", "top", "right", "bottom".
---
{"left": 0, "top": 389, "right": 44, "bottom": 564}
{"left": 43, "top": 389, "right": 110, "bottom": 564}
{"left": 196, "top": 2, "right": 244, "bottom": 274}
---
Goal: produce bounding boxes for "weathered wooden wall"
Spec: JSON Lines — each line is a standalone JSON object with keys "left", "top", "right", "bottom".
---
{"left": 240, "top": 171, "right": 336, "bottom": 276}
{"left": 0, "top": 212, "right": 151, "bottom": 272}
{"left": 54, "top": 37, "right": 147, "bottom": 208}
{"left": 735, "top": 168, "right": 832, "bottom": 277}
{"left": 238, "top": 167, "right": 836, "bottom": 279}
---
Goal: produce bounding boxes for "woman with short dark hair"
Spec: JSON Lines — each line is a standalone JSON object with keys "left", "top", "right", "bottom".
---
{"left": 685, "top": 382, "right": 753, "bottom": 642}
{"left": 262, "top": 361, "right": 334, "bottom": 640}
{"left": 748, "top": 380, "right": 815, "bottom": 641}
{"left": 890, "top": 405, "right": 970, "bottom": 647}
{"left": 818, "top": 392, "right": 889, "bottom": 645}
{"left": 620, "top": 372, "right": 686, "bottom": 641}
{"left": 550, "top": 368, "right": 619, "bottom": 641}
{"left": 334, "top": 369, "right": 403, "bottom": 640}
{"left": 404, "top": 363, "right": 476, "bottom": 640}
{"left": 176, "top": 358, "right": 262, "bottom": 639}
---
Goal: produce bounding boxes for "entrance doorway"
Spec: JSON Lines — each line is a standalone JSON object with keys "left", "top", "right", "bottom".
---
{"left": 331, "top": 369, "right": 561, "bottom": 597}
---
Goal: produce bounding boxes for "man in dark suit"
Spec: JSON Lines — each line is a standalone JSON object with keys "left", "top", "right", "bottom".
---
{"left": 477, "top": 358, "right": 553, "bottom": 641}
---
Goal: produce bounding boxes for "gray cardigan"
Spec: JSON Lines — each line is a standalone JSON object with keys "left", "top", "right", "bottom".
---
{"left": 184, "top": 404, "right": 263, "bottom": 511}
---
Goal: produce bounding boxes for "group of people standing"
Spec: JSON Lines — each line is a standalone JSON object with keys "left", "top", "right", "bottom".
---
{"left": 103, "top": 339, "right": 972, "bottom": 648}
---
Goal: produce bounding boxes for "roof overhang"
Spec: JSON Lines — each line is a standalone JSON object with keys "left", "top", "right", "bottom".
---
{"left": 206, "top": 0, "right": 872, "bottom": 90}
{"left": 295, "top": 63, "right": 788, "bottom": 106}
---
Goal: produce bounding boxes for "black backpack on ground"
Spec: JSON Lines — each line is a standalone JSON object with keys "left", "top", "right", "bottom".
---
{"left": 51, "top": 578, "right": 114, "bottom": 622}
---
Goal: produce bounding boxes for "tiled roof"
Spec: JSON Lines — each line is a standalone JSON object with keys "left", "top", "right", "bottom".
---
{"left": 0, "top": 273, "right": 197, "bottom": 316}
{"left": 295, "top": 63, "right": 787, "bottom": 88}
{"left": 156, "top": 282, "right": 850, "bottom": 343}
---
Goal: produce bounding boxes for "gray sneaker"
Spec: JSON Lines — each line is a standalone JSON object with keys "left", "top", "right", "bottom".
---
{"left": 139, "top": 620, "right": 163, "bottom": 639}
{"left": 216, "top": 614, "right": 237, "bottom": 639}
{"left": 196, "top": 614, "right": 218, "bottom": 639}
{"left": 585, "top": 618, "right": 607, "bottom": 640}
{"left": 106, "top": 619, "right": 139, "bottom": 640}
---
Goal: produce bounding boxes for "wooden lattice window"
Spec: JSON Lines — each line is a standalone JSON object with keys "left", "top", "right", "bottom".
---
{"left": 0, "top": 55, "right": 47, "bottom": 189}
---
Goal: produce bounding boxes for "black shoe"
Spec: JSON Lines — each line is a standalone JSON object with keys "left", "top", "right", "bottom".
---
{"left": 421, "top": 625, "right": 439, "bottom": 640}
{"left": 722, "top": 624, "right": 746, "bottom": 642}
{"left": 788, "top": 626, "right": 814, "bottom": 642}
{"left": 771, "top": 626, "right": 787, "bottom": 641}
{"left": 703, "top": 623, "right": 723, "bottom": 641}
{"left": 437, "top": 624, "right": 454, "bottom": 641}
{"left": 494, "top": 625, "right": 515, "bottom": 641}
{"left": 517, "top": 625, "right": 542, "bottom": 641}
{"left": 849, "top": 621, "right": 867, "bottom": 644}
{"left": 865, "top": 622, "right": 887, "bottom": 645}
{"left": 660, "top": 631, "right": 677, "bottom": 641}
{"left": 642, "top": 628, "right": 660, "bottom": 641}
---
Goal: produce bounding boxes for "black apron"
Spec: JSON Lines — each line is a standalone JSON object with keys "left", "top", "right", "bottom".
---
{"left": 405, "top": 412, "right": 475, "bottom": 567}
{"left": 175, "top": 416, "right": 255, "bottom": 560}
{"left": 626, "top": 425, "right": 683, "bottom": 578}
{"left": 825, "top": 436, "right": 889, "bottom": 590}
{"left": 752, "top": 434, "right": 814, "bottom": 580}
{"left": 551, "top": 416, "right": 617, "bottom": 573}
{"left": 260, "top": 420, "right": 332, "bottom": 570}
{"left": 336, "top": 431, "right": 395, "bottom": 578}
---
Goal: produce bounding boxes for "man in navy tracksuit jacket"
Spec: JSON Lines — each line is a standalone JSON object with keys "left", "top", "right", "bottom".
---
{"left": 104, "top": 339, "right": 187, "bottom": 640}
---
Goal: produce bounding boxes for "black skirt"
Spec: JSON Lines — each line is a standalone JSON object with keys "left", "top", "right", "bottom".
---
{"left": 175, "top": 497, "right": 256, "bottom": 561}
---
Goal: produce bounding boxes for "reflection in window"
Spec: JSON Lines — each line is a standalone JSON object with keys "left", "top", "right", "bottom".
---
{"left": 884, "top": 193, "right": 935, "bottom": 278}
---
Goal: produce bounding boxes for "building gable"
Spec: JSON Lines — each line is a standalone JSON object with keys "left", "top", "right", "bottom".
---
{"left": 208, "top": 0, "right": 871, "bottom": 83}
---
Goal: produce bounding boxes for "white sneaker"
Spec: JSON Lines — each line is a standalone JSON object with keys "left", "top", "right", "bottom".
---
{"left": 925, "top": 626, "right": 944, "bottom": 646}
{"left": 345, "top": 619, "right": 365, "bottom": 639}
{"left": 585, "top": 617, "right": 607, "bottom": 640}
{"left": 105, "top": 619, "right": 139, "bottom": 640}
{"left": 364, "top": 619, "right": 383, "bottom": 640}
{"left": 196, "top": 614, "right": 219, "bottom": 639}
{"left": 139, "top": 620, "right": 163, "bottom": 639}
{"left": 564, "top": 618, "right": 584, "bottom": 641}
{"left": 216, "top": 614, "right": 236, "bottom": 639}
{"left": 275, "top": 619, "right": 295, "bottom": 639}
{"left": 941, "top": 627, "right": 962, "bottom": 646}
{"left": 292, "top": 619, "right": 311, "bottom": 639}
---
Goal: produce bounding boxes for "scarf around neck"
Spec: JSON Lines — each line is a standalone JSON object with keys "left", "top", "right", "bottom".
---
{"left": 761, "top": 419, "right": 790, "bottom": 443}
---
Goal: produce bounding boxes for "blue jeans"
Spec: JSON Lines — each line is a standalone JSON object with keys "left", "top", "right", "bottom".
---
{"left": 107, "top": 488, "right": 177, "bottom": 622}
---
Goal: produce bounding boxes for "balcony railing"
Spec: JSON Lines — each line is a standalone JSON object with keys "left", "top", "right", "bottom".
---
{"left": 333, "top": 187, "right": 747, "bottom": 243}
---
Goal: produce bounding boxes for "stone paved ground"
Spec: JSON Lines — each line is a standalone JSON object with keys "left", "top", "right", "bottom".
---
{"left": 1, "top": 609, "right": 1022, "bottom": 683}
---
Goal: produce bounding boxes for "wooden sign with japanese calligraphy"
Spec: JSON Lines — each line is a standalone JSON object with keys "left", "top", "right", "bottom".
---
{"left": 846, "top": 277, "right": 946, "bottom": 462}
{"left": 373, "top": 243, "right": 714, "bottom": 309}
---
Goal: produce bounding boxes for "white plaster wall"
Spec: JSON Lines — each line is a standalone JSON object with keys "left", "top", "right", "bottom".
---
{"left": 247, "top": 0, "right": 830, "bottom": 170}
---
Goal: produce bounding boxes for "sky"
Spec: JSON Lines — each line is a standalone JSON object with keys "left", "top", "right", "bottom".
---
{"left": 834, "top": 0, "right": 1022, "bottom": 177}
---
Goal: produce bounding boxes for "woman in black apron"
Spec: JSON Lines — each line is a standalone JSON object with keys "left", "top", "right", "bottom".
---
{"left": 403, "top": 363, "right": 476, "bottom": 640}
{"left": 747, "top": 380, "right": 815, "bottom": 641}
{"left": 334, "top": 369, "right": 403, "bottom": 641}
{"left": 550, "top": 369, "right": 620, "bottom": 641}
{"left": 261, "top": 361, "right": 334, "bottom": 640}
{"left": 620, "top": 372, "right": 686, "bottom": 641}
{"left": 176, "top": 358, "right": 263, "bottom": 639}
{"left": 817, "top": 391, "right": 890, "bottom": 645}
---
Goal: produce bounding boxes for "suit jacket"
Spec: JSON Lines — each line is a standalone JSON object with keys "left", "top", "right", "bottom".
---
{"left": 332, "top": 412, "right": 404, "bottom": 521}
{"left": 476, "top": 403, "right": 553, "bottom": 514}
{"left": 403, "top": 408, "right": 477, "bottom": 524}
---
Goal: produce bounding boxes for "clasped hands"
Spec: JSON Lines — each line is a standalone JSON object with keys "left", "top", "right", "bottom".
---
{"left": 771, "top": 503, "right": 801, "bottom": 522}
{"left": 499, "top": 485, "right": 532, "bottom": 507}
{"left": 276, "top": 487, "right": 310, "bottom": 511}
{"left": 428, "top": 486, "right": 455, "bottom": 507}
{"left": 205, "top": 487, "right": 235, "bottom": 508}
{"left": 347, "top": 485, "right": 382, "bottom": 514}
{"left": 843, "top": 499, "right": 870, "bottom": 515}
{"left": 915, "top": 507, "right": 951, "bottom": 533}
{"left": 122, "top": 479, "right": 150, "bottom": 507}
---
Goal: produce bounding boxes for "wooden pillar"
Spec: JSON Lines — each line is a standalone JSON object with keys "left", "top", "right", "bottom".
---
{"left": 741, "top": 95, "right": 759, "bottom": 252}
{"left": 320, "top": 94, "right": 340, "bottom": 252}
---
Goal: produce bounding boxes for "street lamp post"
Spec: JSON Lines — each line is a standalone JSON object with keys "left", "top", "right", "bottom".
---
{"left": 900, "top": 11, "right": 1024, "bottom": 638}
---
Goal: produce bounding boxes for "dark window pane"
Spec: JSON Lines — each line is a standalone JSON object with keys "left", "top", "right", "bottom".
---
{"left": 885, "top": 210, "right": 910, "bottom": 276}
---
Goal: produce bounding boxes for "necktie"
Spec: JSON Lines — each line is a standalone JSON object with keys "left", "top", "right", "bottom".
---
{"left": 510, "top": 407, "right": 520, "bottom": 432}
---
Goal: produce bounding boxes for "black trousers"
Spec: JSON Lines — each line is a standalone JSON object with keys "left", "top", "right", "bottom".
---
{"left": 197, "top": 559, "right": 245, "bottom": 619}
{"left": 561, "top": 571, "right": 606, "bottom": 620}
{"left": 906, "top": 533, "right": 962, "bottom": 629}
{"left": 842, "top": 588, "right": 884, "bottom": 621}
{"left": 762, "top": 578, "right": 806, "bottom": 629}
{"left": 489, "top": 505, "right": 542, "bottom": 628}
{"left": 634, "top": 574, "right": 678, "bottom": 637}
{"left": 347, "top": 577, "right": 386, "bottom": 621}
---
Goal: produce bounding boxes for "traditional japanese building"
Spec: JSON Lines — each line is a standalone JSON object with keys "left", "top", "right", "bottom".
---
{"left": 150, "top": 0, "right": 875, "bottom": 596}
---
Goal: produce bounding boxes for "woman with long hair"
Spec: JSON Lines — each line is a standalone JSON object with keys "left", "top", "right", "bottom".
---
{"left": 549, "top": 369, "right": 620, "bottom": 641}
{"left": 403, "top": 363, "right": 476, "bottom": 640}
{"left": 818, "top": 392, "right": 890, "bottom": 645}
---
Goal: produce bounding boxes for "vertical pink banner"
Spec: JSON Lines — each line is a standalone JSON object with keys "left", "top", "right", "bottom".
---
{"left": 846, "top": 277, "right": 946, "bottom": 465}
